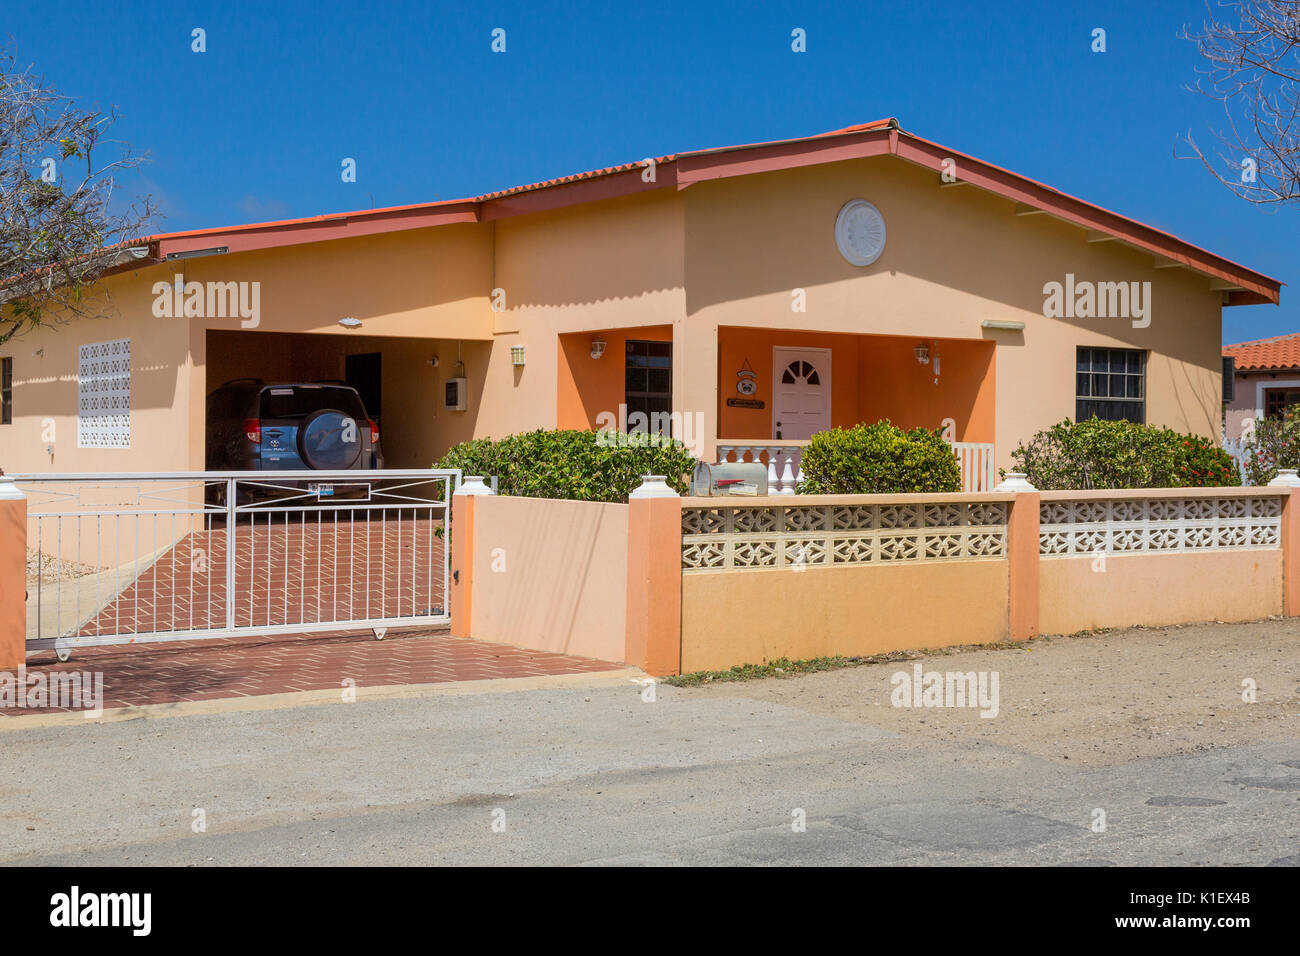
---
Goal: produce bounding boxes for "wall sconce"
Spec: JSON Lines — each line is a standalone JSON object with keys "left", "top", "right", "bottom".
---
{"left": 913, "top": 345, "right": 930, "bottom": 365}
{"left": 338, "top": 316, "right": 362, "bottom": 329}
{"left": 590, "top": 336, "right": 607, "bottom": 360}
{"left": 510, "top": 345, "right": 526, "bottom": 367}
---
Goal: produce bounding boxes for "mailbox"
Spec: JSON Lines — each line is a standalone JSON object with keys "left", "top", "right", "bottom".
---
{"left": 691, "top": 461, "right": 768, "bottom": 497}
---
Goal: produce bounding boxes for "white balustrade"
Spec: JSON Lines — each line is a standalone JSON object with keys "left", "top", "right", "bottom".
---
{"left": 950, "top": 441, "right": 996, "bottom": 493}
{"left": 716, "top": 440, "right": 997, "bottom": 495}
{"left": 716, "top": 443, "right": 805, "bottom": 495}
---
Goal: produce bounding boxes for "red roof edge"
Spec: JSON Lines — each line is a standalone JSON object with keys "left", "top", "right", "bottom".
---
{"left": 112, "top": 118, "right": 1279, "bottom": 307}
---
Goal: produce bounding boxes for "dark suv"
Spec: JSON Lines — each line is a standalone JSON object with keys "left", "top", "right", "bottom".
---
{"left": 206, "top": 380, "right": 383, "bottom": 477}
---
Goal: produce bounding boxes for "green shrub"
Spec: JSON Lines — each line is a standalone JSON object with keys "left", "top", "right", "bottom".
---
{"left": 436, "top": 428, "right": 696, "bottom": 502}
{"left": 797, "top": 421, "right": 961, "bottom": 494}
{"left": 1008, "top": 418, "right": 1240, "bottom": 490}
{"left": 1240, "top": 406, "right": 1300, "bottom": 486}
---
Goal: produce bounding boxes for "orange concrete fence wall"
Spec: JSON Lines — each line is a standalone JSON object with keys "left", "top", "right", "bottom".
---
{"left": 440, "top": 482, "right": 1300, "bottom": 678}
{"left": 0, "top": 478, "right": 26, "bottom": 669}
{"left": 450, "top": 493, "right": 630, "bottom": 663}
{"left": 678, "top": 493, "right": 1017, "bottom": 673}
{"left": 1036, "top": 487, "right": 1291, "bottom": 633}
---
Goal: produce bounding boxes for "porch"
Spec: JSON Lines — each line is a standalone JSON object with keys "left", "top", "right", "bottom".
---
{"left": 558, "top": 324, "right": 998, "bottom": 492}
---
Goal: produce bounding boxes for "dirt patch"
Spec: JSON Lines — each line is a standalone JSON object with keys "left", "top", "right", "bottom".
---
{"left": 25, "top": 549, "right": 105, "bottom": 588}
{"left": 691, "top": 618, "right": 1300, "bottom": 767}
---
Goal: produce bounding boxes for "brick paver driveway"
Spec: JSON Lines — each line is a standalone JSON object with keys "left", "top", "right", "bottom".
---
{"left": 7, "top": 628, "right": 622, "bottom": 716}
{"left": 79, "top": 512, "right": 444, "bottom": 637}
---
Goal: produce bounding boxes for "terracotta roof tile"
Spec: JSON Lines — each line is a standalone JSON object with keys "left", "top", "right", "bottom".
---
{"left": 1223, "top": 333, "right": 1300, "bottom": 370}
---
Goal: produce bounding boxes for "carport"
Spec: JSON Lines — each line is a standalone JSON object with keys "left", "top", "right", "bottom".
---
{"left": 205, "top": 330, "right": 486, "bottom": 468}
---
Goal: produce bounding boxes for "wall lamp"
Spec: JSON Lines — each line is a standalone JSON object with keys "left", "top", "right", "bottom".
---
{"left": 913, "top": 345, "right": 930, "bottom": 365}
{"left": 590, "top": 336, "right": 607, "bottom": 360}
{"left": 510, "top": 345, "right": 526, "bottom": 366}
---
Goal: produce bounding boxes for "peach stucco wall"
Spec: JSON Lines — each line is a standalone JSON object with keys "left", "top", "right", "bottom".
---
{"left": 475, "top": 191, "right": 686, "bottom": 443}
{"left": 680, "top": 559, "right": 1010, "bottom": 672}
{"left": 681, "top": 155, "right": 1225, "bottom": 466}
{"left": 1039, "top": 550, "right": 1282, "bottom": 634}
{"left": 0, "top": 269, "right": 195, "bottom": 475}
{"left": 3, "top": 151, "right": 1234, "bottom": 477}
{"left": 1, "top": 223, "right": 496, "bottom": 474}
{"left": 468, "top": 495, "right": 628, "bottom": 662}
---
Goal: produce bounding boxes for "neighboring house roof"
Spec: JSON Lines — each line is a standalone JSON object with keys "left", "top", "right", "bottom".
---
{"left": 116, "top": 117, "right": 1280, "bottom": 306}
{"left": 1223, "top": 333, "right": 1300, "bottom": 371}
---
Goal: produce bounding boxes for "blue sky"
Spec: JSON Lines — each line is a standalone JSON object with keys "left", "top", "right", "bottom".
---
{"left": 8, "top": 0, "right": 1296, "bottom": 343}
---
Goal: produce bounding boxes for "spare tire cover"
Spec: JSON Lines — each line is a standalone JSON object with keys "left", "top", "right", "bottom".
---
{"left": 298, "top": 408, "right": 362, "bottom": 469}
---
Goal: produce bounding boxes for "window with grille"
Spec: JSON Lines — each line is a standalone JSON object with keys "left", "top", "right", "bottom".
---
{"left": 1076, "top": 347, "right": 1145, "bottom": 423}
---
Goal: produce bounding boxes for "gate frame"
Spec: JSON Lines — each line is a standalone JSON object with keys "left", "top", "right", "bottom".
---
{"left": 12, "top": 468, "right": 461, "bottom": 659}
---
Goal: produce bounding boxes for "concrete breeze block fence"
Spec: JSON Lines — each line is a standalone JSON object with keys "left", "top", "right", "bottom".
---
{"left": 4, "top": 477, "right": 1294, "bottom": 676}
{"left": 451, "top": 481, "right": 1300, "bottom": 677}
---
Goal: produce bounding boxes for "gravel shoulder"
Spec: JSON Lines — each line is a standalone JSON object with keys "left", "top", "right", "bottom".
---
{"left": 692, "top": 618, "right": 1300, "bottom": 768}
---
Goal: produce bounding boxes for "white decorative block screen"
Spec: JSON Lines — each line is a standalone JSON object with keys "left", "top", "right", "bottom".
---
{"left": 1039, "top": 496, "right": 1282, "bottom": 554}
{"left": 77, "top": 338, "right": 131, "bottom": 448}
{"left": 681, "top": 501, "right": 1009, "bottom": 572}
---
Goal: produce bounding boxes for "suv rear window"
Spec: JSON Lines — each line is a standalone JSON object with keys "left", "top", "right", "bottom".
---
{"left": 258, "top": 386, "right": 367, "bottom": 420}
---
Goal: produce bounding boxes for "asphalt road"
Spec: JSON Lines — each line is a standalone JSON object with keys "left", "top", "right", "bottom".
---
{"left": 2, "top": 631, "right": 1298, "bottom": 866}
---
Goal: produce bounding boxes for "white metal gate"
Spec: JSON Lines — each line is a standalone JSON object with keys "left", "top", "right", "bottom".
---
{"left": 15, "top": 469, "right": 460, "bottom": 659}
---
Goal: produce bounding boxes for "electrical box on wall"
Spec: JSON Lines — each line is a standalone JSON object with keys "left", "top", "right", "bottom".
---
{"left": 445, "top": 377, "right": 468, "bottom": 411}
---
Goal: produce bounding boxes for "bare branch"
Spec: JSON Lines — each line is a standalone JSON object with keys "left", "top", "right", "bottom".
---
{"left": 0, "top": 44, "right": 157, "bottom": 344}
{"left": 1179, "top": 1, "right": 1300, "bottom": 204}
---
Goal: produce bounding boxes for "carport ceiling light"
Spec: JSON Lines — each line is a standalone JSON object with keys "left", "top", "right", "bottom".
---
{"left": 338, "top": 317, "right": 362, "bottom": 328}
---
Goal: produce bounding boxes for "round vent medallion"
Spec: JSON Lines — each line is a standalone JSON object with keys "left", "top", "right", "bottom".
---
{"left": 834, "top": 199, "right": 886, "bottom": 266}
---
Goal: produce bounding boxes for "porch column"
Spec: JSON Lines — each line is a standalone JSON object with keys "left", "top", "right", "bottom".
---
{"left": 185, "top": 320, "right": 208, "bottom": 471}
{"left": 674, "top": 318, "right": 718, "bottom": 463}
{"left": 0, "top": 477, "right": 27, "bottom": 669}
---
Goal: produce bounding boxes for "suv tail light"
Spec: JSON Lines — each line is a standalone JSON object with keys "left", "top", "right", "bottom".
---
{"left": 243, "top": 418, "right": 262, "bottom": 444}
{"left": 368, "top": 419, "right": 379, "bottom": 444}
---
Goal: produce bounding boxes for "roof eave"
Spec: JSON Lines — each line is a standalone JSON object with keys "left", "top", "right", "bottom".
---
{"left": 889, "top": 132, "right": 1282, "bottom": 306}
{"left": 89, "top": 120, "right": 1281, "bottom": 307}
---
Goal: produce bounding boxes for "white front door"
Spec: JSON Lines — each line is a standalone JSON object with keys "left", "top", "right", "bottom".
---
{"left": 772, "top": 347, "right": 831, "bottom": 440}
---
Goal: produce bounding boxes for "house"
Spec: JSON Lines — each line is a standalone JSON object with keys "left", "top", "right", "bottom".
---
{"left": 1223, "top": 333, "right": 1300, "bottom": 440}
{"left": 0, "top": 118, "right": 1282, "bottom": 486}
